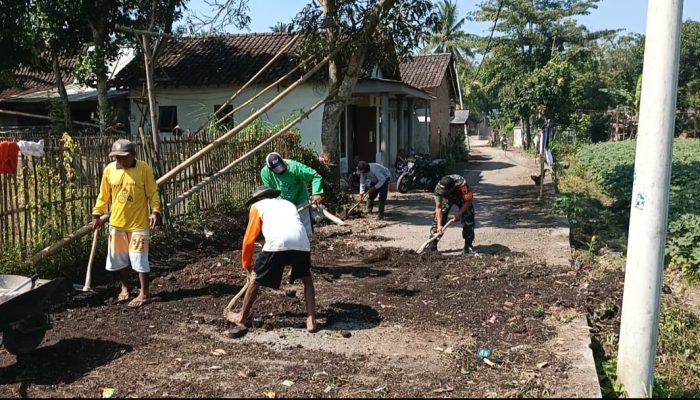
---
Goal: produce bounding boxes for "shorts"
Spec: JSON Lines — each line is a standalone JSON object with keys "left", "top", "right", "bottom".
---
{"left": 105, "top": 228, "right": 151, "bottom": 273}
{"left": 253, "top": 250, "right": 311, "bottom": 290}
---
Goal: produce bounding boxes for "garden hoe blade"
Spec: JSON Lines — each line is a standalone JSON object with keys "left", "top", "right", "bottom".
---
{"left": 339, "top": 193, "right": 366, "bottom": 220}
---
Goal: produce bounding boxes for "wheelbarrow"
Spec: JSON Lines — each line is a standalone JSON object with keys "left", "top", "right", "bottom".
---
{"left": 0, "top": 274, "right": 66, "bottom": 356}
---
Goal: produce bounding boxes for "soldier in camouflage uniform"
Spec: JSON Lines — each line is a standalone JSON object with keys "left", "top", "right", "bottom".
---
{"left": 429, "top": 174, "right": 475, "bottom": 254}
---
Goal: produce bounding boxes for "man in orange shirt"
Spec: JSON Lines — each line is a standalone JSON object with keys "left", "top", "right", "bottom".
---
{"left": 225, "top": 186, "right": 317, "bottom": 332}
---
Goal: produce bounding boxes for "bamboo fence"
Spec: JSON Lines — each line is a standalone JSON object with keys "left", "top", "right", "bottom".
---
{"left": 0, "top": 130, "right": 298, "bottom": 255}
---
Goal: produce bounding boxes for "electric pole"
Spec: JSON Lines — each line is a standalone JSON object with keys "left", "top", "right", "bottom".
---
{"left": 616, "top": 0, "right": 684, "bottom": 397}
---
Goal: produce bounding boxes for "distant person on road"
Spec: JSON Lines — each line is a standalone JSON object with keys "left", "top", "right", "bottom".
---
{"left": 500, "top": 134, "right": 508, "bottom": 152}
{"left": 225, "top": 186, "right": 317, "bottom": 333}
{"left": 261, "top": 152, "right": 323, "bottom": 236}
{"left": 429, "top": 174, "right": 475, "bottom": 254}
{"left": 92, "top": 139, "right": 161, "bottom": 308}
{"left": 356, "top": 160, "right": 391, "bottom": 220}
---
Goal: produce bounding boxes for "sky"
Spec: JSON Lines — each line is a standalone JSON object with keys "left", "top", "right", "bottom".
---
{"left": 186, "top": 0, "right": 700, "bottom": 36}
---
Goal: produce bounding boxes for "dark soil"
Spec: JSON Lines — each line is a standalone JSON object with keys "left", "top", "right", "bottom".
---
{"left": 0, "top": 224, "right": 621, "bottom": 398}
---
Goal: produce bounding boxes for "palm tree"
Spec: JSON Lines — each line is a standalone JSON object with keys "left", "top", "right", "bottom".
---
{"left": 270, "top": 21, "right": 291, "bottom": 33}
{"left": 422, "top": 0, "right": 471, "bottom": 62}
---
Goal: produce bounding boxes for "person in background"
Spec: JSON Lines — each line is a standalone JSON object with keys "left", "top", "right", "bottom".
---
{"left": 260, "top": 152, "right": 323, "bottom": 236}
{"left": 226, "top": 186, "right": 317, "bottom": 333}
{"left": 356, "top": 160, "right": 391, "bottom": 220}
{"left": 92, "top": 139, "right": 161, "bottom": 308}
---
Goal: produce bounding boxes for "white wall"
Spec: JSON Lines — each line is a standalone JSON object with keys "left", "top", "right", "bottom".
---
{"left": 129, "top": 83, "right": 327, "bottom": 153}
{"left": 514, "top": 126, "right": 523, "bottom": 148}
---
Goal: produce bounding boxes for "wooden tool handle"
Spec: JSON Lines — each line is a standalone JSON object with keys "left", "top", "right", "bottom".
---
{"left": 416, "top": 219, "right": 455, "bottom": 254}
{"left": 225, "top": 272, "right": 257, "bottom": 311}
{"left": 83, "top": 229, "right": 100, "bottom": 290}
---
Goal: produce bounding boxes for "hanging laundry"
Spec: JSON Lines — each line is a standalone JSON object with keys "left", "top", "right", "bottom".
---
{"left": 0, "top": 141, "right": 20, "bottom": 174}
{"left": 18, "top": 139, "right": 45, "bottom": 157}
{"left": 545, "top": 148, "right": 555, "bottom": 167}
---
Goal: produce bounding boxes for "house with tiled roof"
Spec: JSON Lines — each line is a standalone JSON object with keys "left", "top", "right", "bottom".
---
{"left": 0, "top": 48, "right": 135, "bottom": 134}
{"left": 115, "top": 33, "right": 438, "bottom": 174}
{"left": 399, "top": 53, "right": 464, "bottom": 156}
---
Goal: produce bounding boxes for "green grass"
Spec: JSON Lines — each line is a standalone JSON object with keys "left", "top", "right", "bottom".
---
{"left": 598, "top": 303, "right": 700, "bottom": 398}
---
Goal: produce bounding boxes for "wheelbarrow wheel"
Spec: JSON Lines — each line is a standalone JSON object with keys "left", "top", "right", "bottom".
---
{"left": 2, "top": 314, "right": 49, "bottom": 355}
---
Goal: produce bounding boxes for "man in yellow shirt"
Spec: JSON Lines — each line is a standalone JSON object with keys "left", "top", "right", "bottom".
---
{"left": 92, "top": 139, "right": 161, "bottom": 308}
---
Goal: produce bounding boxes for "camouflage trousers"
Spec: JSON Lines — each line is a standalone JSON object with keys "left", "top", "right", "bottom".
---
{"left": 429, "top": 203, "right": 475, "bottom": 246}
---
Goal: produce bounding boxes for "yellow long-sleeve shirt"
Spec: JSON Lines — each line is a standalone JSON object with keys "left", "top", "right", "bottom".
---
{"left": 92, "top": 160, "right": 161, "bottom": 232}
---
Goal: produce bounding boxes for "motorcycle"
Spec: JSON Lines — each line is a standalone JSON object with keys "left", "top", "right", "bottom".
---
{"left": 396, "top": 154, "right": 447, "bottom": 193}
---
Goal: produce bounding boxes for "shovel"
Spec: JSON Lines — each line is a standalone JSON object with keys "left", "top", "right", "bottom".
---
{"left": 73, "top": 229, "right": 99, "bottom": 292}
{"left": 417, "top": 219, "right": 455, "bottom": 254}
{"left": 313, "top": 204, "right": 346, "bottom": 225}
{"left": 224, "top": 271, "right": 256, "bottom": 312}
{"left": 346, "top": 192, "right": 368, "bottom": 215}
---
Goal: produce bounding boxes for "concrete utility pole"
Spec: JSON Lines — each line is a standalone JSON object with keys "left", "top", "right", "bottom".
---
{"left": 616, "top": 0, "right": 683, "bottom": 397}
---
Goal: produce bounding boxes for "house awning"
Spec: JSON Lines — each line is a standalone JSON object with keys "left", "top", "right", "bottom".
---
{"left": 352, "top": 78, "right": 433, "bottom": 100}
{"left": 450, "top": 109, "right": 470, "bottom": 125}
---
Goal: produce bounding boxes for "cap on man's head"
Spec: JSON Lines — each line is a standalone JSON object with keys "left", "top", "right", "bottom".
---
{"left": 356, "top": 161, "right": 370, "bottom": 173}
{"left": 266, "top": 152, "right": 287, "bottom": 174}
{"left": 109, "top": 139, "right": 136, "bottom": 157}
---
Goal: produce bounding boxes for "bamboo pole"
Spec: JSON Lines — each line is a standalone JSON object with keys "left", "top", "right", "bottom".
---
{"left": 191, "top": 35, "right": 301, "bottom": 139}
{"left": 1, "top": 176, "right": 8, "bottom": 245}
{"left": 167, "top": 93, "right": 331, "bottom": 208}
{"left": 217, "top": 63, "right": 304, "bottom": 127}
{"left": 156, "top": 44, "right": 343, "bottom": 187}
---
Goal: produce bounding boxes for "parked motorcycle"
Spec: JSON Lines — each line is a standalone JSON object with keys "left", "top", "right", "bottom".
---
{"left": 396, "top": 154, "right": 447, "bottom": 193}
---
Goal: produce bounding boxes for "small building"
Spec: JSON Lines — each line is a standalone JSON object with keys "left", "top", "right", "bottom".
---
{"left": 399, "top": 53, "right": 463, "bottom": 157}
{"left": 0, "top": 48, "right": 135, "bottom": 135}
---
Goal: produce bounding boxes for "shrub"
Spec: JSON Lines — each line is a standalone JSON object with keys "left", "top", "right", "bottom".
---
{"left": 568, "top": 139, "right": 700, "bottom": 279}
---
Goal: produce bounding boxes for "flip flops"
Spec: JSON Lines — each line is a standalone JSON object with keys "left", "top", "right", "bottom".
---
{"left": 127, "top": 297, "right": 151, "bottom": 308}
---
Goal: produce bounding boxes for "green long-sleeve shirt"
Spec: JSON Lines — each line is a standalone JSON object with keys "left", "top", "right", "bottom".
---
{"left": 260, "top": 159, "right": 324, "bottom": 206}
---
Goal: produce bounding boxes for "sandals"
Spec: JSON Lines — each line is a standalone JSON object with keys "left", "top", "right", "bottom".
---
{"left": 127, "top": 297, "right": 151, "bottom": 308}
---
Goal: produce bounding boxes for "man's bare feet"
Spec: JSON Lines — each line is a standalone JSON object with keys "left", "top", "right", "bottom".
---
{"left": 306, "top": 316, "right": 317, "bottom": 333}
{"left": 117, "top": 290, "right": 130, "bottom": 302}
{"left": 224, "top": 310, "right": 248, "bottom": 327}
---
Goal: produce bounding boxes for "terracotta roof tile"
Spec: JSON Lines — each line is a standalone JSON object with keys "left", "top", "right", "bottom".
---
{"left": 116, "top": 33, "right": 301, "bottom": 87}
{"left": 0, "top": 56, "right": 75, "bottom": 99}
{"left": 399, "top": 53, "right": 452, "bottom": 90}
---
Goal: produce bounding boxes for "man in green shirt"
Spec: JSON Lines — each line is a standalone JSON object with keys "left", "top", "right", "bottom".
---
{"left": 261, "top": 152, "right": 324, "bottom": 236}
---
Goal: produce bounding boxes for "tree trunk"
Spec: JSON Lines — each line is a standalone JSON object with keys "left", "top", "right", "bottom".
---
{"left": 51, "top": 49, "right": 73, "bottom": 134}
{"left": 89, "top": 22, "right": 110, "bottom": 136}
{"left": 523, "top": 116, "right": 532, "bottom": 151}
{"left": 319, "top": 0, "right": 397, "bottom": 179}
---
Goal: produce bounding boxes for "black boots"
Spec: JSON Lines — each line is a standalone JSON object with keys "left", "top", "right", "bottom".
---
{"left": 377, "top": 203, "right": 385, "bottom": 220}
{"left": 464, "top": 242, "right": 475, "bottom": 254}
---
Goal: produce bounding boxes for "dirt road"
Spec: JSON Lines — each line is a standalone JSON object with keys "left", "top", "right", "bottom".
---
{"left": 0, "top": 141, "right": 606, "bottom": 398}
